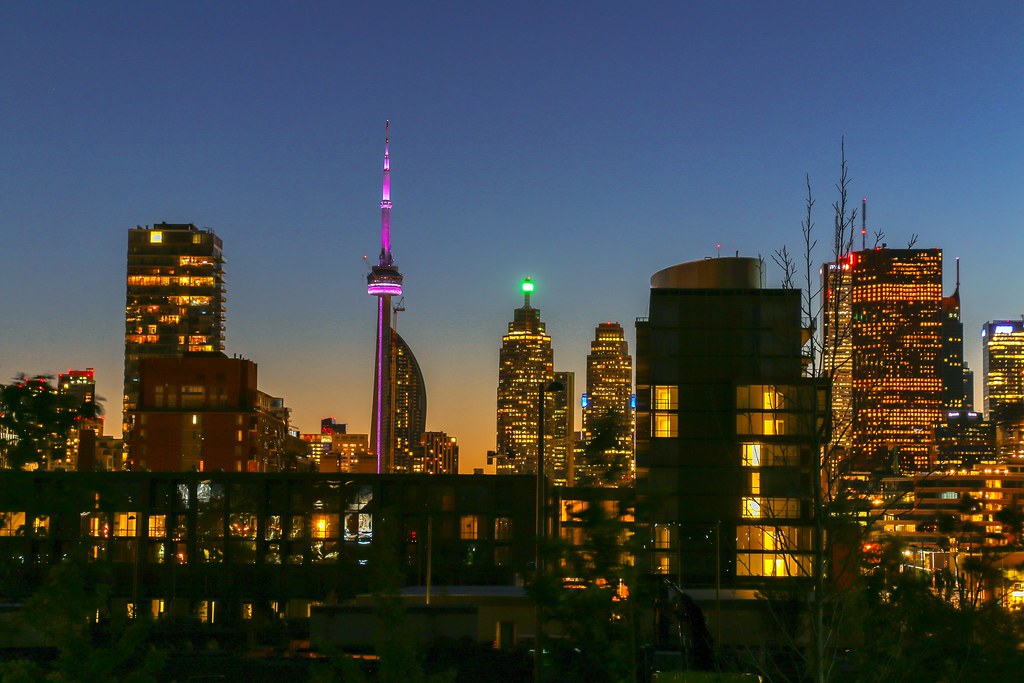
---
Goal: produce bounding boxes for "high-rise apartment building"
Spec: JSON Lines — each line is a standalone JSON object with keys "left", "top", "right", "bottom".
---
{"left": 415, "top": 431, "right": 460, "bottom": 475}
{"left": 124, "top": 223, "right": 225, "bottom": 431}
{"left": 636, "top": 257, "right": 817, "bottom": 585}
{"left": 56, "top": 368, "right": 104, "bottom": 471}
{"left": 496, "top": 278, "right": 556, "bottom": 475}
{"left": 579, "top": 322, "right": 634, "bottom": 486}
{"left": 391, "top": 331, "right": 427, "bottom": 473}
{"left": 849, "top": 248, "right": 944, "bottom": 471}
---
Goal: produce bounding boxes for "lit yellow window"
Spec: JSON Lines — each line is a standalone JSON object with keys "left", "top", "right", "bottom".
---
{"left": 150, "top": 231, "right": 163, "bottom": 243}
{"left": 653, "top": 413, "right": 678, "bottom": 438}
{"left": 0, "top": 512, "right": 26, "bottom": 537}
{"left": 460, "top": 515, "right": 480, "bottom": 540}
{"left": 113, "top": 512, "right": 138, "bottom": 538}
{"left": 311, "top": 514, "right": 338, "bottom": 539}
{"left": 148, "top": 515, "right": 167, "bottom": 538}
{"left": 653, "top": 385, "right": 678, "bottom": 410}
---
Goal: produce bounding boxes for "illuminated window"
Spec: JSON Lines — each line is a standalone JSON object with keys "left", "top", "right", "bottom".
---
{"left": 494, "top": 517, "right": 513, "bottom": 541}
{"left": 561, "top": 500, "right": 587, "bottom": 521}
{"left": 311, "top": 514, "right": 338, "bottom": 539}
{"left": 653, "top": 413, "right": 678, "bottom": 437}
{"left": 113, "top": 512, "right": 137, "bottom": 538}
{"left": 654, "top": 524, "right": 672, "bottom": 549}
{"left": 460, "top": 515, "right": 480, "bottom": 540}
{"left": 150, "top": 231, "right": 163, "bottom": 243}
{"left": 0, "top": 512, "right": 26, "bottom": 537}
{"left": 736, "top": 552, "right": 812, "bottom": 577}
{"left": 653, "top": 385, "right": 678, "bottom": 410}
{"left": 148, "top": 515, "right": 167, "bottom": 538}
{"left": 230, "top": 513, "right": 258, "bottom": 539}
{"left": 29, "top": 516, "right": 47, "bottom": 536}
{"left": 742, "top": 497, "right": 801, "bottom": 519}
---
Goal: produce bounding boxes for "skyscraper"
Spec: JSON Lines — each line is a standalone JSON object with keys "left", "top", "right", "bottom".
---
{"left": 940, "top": 260, "right": 966, "bottom": 410}
{"left": 549, "top": 370, "right": 574, "bottom": 487}
{"left": 496, "top": 278, "right": 555, "bottom": 475}
{"left": 821, "top": 259, "right": 854, "bottom": 454}
{"left": 57, "top": 368, "right": 103, "bottom": 471}
{"left": 391, "top": 330, "right": 427, "bottom": 472}
{"left": 366, "top": 122, "right": 425, "bottom": 473}
{"left": 982, "top": 320, "right": 1024, "bottom": 417}
{"left": 849, "top": 248, "right": 944, "bottom": 471}
{"left": 124, "top": 223, "right": 225, "bottom": 432}
{"left": 580, "top": 322, "right": 634, "bottom": 486}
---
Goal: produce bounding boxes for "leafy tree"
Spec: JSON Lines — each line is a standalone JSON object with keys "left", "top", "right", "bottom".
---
{"left": 0, "top": 374, "right": 102, "bottom": 469}
{"left": 531, "top": 489, "right": 641, "bottom": 682}
{"left": 365, "top": 511, "right": 455, "bottom": 683}
{"left": 841, "top": 537, "right": 1024, "bottom": 682}
{"left": 576, "top": 410, "right": 631, "bottom": 487}
{"left": 0, "top": 560, "right": 165, "bottom": 682}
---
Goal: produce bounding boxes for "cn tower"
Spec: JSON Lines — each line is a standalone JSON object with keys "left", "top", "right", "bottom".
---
{"left": 367, "top": 121, "right": 403, "bottom": 473}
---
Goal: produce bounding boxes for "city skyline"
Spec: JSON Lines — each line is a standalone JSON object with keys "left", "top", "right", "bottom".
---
{"left": 2, "top": 3, "right": 1023, "bottom": 472}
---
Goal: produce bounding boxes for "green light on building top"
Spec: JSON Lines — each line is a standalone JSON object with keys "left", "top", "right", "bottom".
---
{"left": 521, "top": 278, "right": 535, "bottom": 293}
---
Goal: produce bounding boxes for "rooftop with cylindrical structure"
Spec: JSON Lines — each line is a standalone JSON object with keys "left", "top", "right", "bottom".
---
{"left": 650, "top": 257, "right": 763, "bottom": 290}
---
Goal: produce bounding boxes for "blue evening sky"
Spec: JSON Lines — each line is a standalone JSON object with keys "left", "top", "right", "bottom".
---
{"left": 2, "top": 2, "right": 1022, "bottom": 471}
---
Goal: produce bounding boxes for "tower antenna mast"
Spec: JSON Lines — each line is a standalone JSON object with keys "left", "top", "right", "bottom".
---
{"left": 861, "top": 198, "right": 867, "bottom": 251}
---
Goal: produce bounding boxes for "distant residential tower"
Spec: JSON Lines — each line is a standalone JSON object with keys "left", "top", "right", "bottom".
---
{"left": 124, "top": 223, "right": 225, "bottom": 432}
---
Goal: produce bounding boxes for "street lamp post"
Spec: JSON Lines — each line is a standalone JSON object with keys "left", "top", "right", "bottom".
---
{"left": 534, "top": 378, "right": 564, "bottom": 683}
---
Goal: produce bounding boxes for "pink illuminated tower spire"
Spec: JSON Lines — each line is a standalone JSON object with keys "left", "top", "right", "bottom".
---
{"left": 379, "top": 120, "right": 393, "bottom": 264}
{"left": 367, "top": 121, "right": 404, "bottom": 473}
